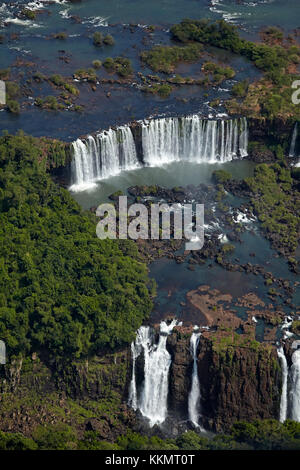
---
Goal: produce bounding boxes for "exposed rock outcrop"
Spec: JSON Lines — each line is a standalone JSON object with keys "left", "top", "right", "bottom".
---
{"left": 0, "top": 351, "right": 135, "bottom": 440}
{"left": 166, "top": 330, "right": 281, "bottom": 432}
{"left": 167, "top": 331, "right": 193, "bottom": 418}
{"left": 54, "top": 349, "right": 131, "bottom": 401}
{"left": 0, "top": 330, "right": 283, "bottom": 437}
{"left": 197, "top": 335, "right": 281, "bottom": 432}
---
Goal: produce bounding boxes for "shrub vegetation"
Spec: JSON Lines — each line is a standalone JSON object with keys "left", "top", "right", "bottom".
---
{"left": 141, "top": 43, "right": 203, "bottom": 74}
{"left": 103, "top": 57, "right": 133, "bottom": 77}
{"left": 0, "top": 420, "right": 299, "bottom": 450}
{"left": 0, "top": 133, "right": 152, "bottom": 360}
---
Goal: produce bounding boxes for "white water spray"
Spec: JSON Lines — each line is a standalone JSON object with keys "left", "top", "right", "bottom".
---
{"left": 277, "top": 346, "right": 288, "bottom": 423}
{"left": 70, "top": 116, "right": 248, "bottom": 189}
{"left": 289, "top": 123, "right": 298, "bottom": 158}
{"left": 290, "top": 349, "right": 300, "bottom": 422}
{"left": 128, "top": 320, "right": 177, "bottom": 427}
{"left": 128, "top": 326, "right": 153, "bottom": 411}
{"left": 142, "top": 116, "right": 248, "bottom": 166}
{"left": 0, "top": 340, "right": 5, "bottom": 364}
{"left": 70, "top": 125, "right": 139, "bottom": 189}
{"left": 188, "top": 329, "right": 204, "bottom": 430}
{"left": 277, "top": 340, "right": 300, "bottom": 423}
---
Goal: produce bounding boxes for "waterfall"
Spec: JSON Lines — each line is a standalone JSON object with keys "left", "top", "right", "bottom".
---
{"left": 142, "top": 116, "right": 248, "bottom": 166}
{"left": 239, "top": 116, "right": 248, "bottom": 158}
{"left": 289, "top": 123, "right": 298, "bottom": 158}
{"left": 188, "top": 329, "right": 204, "bottom": 430}
{"left": 0, "top": 340, "right": 5, "bottom": 364}
{"left": 290, "top": 349, "right": 300, "bottom": 422}
{"left": 277, "top": 343, "right": 300, "bottom": 423}
{"left": 70, "top": 116, "right": 248, "bottom": 189}
{"left": 139, "top": 320, "right": 176, "bottom": 426}
{"left": 70, "top": 125, "right": 139, "bottom": 189}
{"left": 277, "top": 347, "right": 288, "bottom": 423}
{"left": 71, "top": 138, "right": 95, "bottom": 188}
{"left": 142, "top": 117, "right": 180, "bottom": 165}
{"left": 128, "top": 320, "right": 177, "bottom": 427}
{"left": 128, "top": 326, "right": 152, "bottom": 411}
{"left": 128, "top": 342, "right": 139, "bottom": 411}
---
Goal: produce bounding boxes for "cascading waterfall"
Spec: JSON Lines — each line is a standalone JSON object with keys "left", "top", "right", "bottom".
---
{"left": 128, "top": 326, "right": 300, "bottom": 429}
{"left": 142, "top": 116, "right": 248, "bottom": 166}
{"left": 239, "top": 116, "right": 248, "bottom": 158}
{"left": 277, "top": 344, "right": 300, "bottom": 423}
{"left": 128, "top": 326, "right": 153, "bottom": 411}
{"left": 0, "top": 340, "right": 5, "bottom": 364}
{"left": 290, "top": 349, "right": 300, "bottom": 422}
{"left": 128, "top": 320, "right": 177, "bottom": 427}
{"left": 70, "top": 125, "right": 139, "bottom": 189}
{"left": 128, "top": 342, "right": 139, "bottom": 411}
{"left": 70, "top": 116, "right": 248, "bottom": 189}
{"left": 188, "top": 329, "right": 204, "bottom": 430}
{"left": 289, "top": 123, "right": 298, "bottom": 158}
{"left": 277, "top": 346, "right": 288, "bottom": 423}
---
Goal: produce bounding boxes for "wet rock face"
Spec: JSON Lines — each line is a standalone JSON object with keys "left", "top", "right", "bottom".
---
{"left": 55, "top": 349, "right": 131, "bottom": 401}
{"left": 0, "top": 352, "right": 136, "bottom": 439}
{"left": 247, "top": 117, "right": 294, "bottom": 162}
{"left": 198, "top": 337, "right": 281, "bottom": 432}
{"left": 167, "top": 333, "right": 192, "bottom": 418}
{"left": 248, "top": 117, "right": 294, "bottom": 145}
{"left": 130, "top": 122, "right": 144, "bottom": 163}
{"left": 249, "top": 145, "right": 275, "bottom": 163}
{"left": 166, "top": 332, "right": 281, "bottom": 432}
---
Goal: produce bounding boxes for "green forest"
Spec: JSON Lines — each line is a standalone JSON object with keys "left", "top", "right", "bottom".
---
{"left": 0, "top": 132, "right": 152, "bottom": 360}
{"left": 0, "top": 419, "right": 299, "bottom": 450}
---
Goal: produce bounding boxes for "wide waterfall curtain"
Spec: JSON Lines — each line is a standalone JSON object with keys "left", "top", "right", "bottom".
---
{"left": 70, "top": 117, "right": 248, "bottom": 187}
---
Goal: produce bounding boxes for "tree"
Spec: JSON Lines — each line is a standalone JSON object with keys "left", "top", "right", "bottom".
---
{"left": 93, "top": 31, "right": 103, "bottom": 46}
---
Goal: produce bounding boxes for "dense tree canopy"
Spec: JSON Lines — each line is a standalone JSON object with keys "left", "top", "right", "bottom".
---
{"left": 1, "top": 419, "right": 299, "bottom": 450}
{"left": 0, "top": 132, "right": 152, "bottom": 360}
{"left": 171, "top": 19, "right": 297, "bottom": 72}
{"left": 245, "top": 163, "right": 300, "bottom": 254}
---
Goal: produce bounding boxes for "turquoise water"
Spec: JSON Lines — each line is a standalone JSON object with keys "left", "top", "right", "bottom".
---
{"left": 72, "top": 159, "right": 256, "bottom": 207}
{"left": 1, "top": 0, "right": 299, "bottom": 32}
